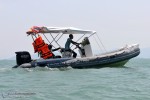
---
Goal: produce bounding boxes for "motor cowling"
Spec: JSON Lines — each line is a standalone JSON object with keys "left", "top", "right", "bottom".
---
{"left": 15, "top": 51, "right": 31, "bottom": 66}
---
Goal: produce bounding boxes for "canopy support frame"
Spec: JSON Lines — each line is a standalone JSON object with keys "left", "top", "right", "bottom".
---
{"left": 49, "top": 33, "right": 61, "bottom": 48}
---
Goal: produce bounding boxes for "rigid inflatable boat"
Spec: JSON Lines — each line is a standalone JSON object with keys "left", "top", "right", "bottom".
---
{"left": 13, "top": 26, "right": 140, "bottom": 68}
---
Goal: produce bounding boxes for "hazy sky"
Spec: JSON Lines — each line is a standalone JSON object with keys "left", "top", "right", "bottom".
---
{"left": 0, "top": 0, "right": 150, "bottom": 59}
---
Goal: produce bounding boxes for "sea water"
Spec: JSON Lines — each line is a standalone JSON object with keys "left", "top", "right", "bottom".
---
{"left": 0, "top": 58, "right": 150, "bottom": 100}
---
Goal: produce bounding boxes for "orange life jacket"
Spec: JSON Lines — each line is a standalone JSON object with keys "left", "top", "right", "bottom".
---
{"left": 39, "top": 44, "right": 53, "bottom": 59}
{"left": 32, "top": 36, "right": 53, "bottom": 59}
{"left": 32, "top": 36, "right": 45, "bottom": 52}
{"left": 32, "top": 42, "right": 38, "bottom": 53}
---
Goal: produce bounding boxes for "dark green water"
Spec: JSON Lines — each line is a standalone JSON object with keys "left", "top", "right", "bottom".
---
{"left": 0, "top": 58, "right": 150, "bottom": 100}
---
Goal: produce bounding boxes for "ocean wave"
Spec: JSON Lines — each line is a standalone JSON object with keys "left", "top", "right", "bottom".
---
{"left": 0, "top": 68, "right": 12, "bottom": 72}
{"left": 23, "top": 66, "right": 73, "bottom": 72}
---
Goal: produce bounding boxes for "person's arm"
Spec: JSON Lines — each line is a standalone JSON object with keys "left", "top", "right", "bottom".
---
{"left": 71, "top": 40, "right": 79, "bottom": 45}
{"left": 52, "top": 47, "right": 61, "bottom": 51}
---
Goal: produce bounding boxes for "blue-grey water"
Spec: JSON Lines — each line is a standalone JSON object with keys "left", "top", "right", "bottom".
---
{"left": 0, "top": 58, "right": 150, "bottom": 100}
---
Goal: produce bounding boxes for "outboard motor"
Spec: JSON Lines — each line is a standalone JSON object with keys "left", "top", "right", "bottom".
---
{"left": 13, "top": 51, "right": 31, "bottom": 68}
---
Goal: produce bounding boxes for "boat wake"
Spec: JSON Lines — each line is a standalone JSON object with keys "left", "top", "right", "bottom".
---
{"left": 0, "top": 68, "right": 12, "bottom": 73}
{"left": 21, "top": 66, "right": 73, "bottom": 72}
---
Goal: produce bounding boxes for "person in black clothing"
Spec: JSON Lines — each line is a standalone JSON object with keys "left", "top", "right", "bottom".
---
{"left": 48, "top": 44, "right": 61, "bottom": 58}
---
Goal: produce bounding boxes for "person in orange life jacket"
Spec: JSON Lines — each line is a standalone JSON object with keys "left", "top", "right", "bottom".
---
{"left": 48, "top": 44, "right": 62, "bottom": 58}
{"left": 38, "top": 43, "right": 54, "bottom": 59}
{"left": 65, "top": 34, "right": 80, "bottom": 58}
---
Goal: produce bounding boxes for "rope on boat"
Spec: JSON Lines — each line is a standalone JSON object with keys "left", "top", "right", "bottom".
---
{"left": 88, "top": 32, "right": 96, "bottom": 38}
{"left": 86, "top": 32, "right": 107, "bottom": 53}
{"left": 93, "top": 35, "right": 104, "bottom": 53}
{"left": 96, "top": 33, "right": 107, "bottom": 52}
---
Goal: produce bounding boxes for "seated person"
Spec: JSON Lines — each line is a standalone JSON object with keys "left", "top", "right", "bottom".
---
{"left": 65, "top": 34, "right": 80, "bottom": 58}
{"left": 48, "top": 44, "right": 61, "bottom": 58}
